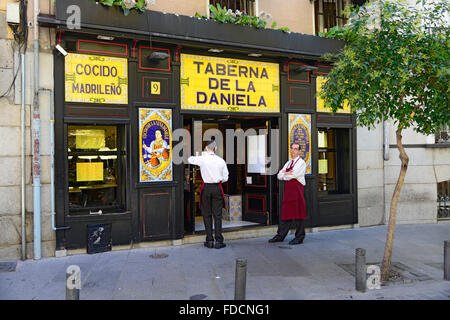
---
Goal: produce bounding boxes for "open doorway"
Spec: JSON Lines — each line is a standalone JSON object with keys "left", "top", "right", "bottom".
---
{"left": 183, "top": 115, "right": 279, "bottom": 234}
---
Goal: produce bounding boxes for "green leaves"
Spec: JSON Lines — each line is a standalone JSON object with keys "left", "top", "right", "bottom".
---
{"left": 318, "top": 0, "right": 449, "bottom": 135}
{"left": 196, "top": 4, "right": 289, "bottom": 32}
{"left": 91, "top": 0, "right": 147, "bottom": 15}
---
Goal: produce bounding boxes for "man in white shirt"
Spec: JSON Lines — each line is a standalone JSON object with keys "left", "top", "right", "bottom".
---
{"left": 188, "top": 140, "right": 229, "bottom": 249}
{"left": 269, "top": 142, "right": 307, "bottom": 245}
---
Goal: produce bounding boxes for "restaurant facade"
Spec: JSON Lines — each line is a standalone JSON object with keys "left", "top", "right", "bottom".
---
{"left": 39, "top": 0, "right": 358, "bottom": 252}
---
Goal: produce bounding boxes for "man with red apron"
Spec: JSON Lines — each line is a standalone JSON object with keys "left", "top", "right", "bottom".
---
{"left": 188, "top": 140, "right": 229, "bottom": 249}
{"left": 269, "top": 142, "right": 307, "bottom": 245}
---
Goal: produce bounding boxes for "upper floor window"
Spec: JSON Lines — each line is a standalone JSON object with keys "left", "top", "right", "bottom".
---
{"left": 314, "top": 0, "right": 367, "bottom": 35}
{"left": 209, "top": 0, "right": 255, "bottom": 16}
{"left": 435, "top": 124, "right": 449, "bottom": 144}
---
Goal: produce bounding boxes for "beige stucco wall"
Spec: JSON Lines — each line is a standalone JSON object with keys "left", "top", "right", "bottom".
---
{"left": 0, "top": 0, "right": 55, "bottom": 261}
{"left": 259, "top": 0, "right": 314, "bottom": 34}
{"left": 143, "top": 0, "right": 207, "bottom": 17}
{"left": 357, "top": 121, "right": 450, "bottom": 228}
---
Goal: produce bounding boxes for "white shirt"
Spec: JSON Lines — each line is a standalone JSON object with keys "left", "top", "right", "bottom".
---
{"left": 187, "top": 152, "right": 229, "bottom": 184}
{"left": 277, "top": 156, "right": 306, "bottom": 186}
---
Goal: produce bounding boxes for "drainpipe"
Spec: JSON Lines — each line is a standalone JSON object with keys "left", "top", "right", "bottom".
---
{"left": 32, "top": 0, "right": 41, "bottom": 260}
{"left": 39, "top": 88, "right": 70, "bottom": 233}
{"left": 21, "top": 52, "right": 26, "bottom": 261}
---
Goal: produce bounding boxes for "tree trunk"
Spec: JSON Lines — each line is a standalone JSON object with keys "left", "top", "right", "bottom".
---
{"left": 380, "top": 128, "right": 409, "bottom": 281}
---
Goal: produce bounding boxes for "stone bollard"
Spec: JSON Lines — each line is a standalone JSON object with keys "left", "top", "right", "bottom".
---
{"left": 234, "top": 258, "right": 247, "bottom": 300}
{"left": 66, "top": 265, "right": 81, "bottom": 300}
{"left": 355, "top": 248, "right": 366, "bottom": 292}
{"left": 445, "top": 241, "right": 450, "bottom": 281}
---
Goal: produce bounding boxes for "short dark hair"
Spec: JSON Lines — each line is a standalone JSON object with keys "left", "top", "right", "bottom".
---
{"left": 291, "top": 142, "right": 301, "bottom": 150}
{"left": 206, "top": 140, "right": 217, "bottom": 151}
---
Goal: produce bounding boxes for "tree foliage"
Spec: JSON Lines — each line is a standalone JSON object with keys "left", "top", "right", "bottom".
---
{"left": 319, "top": 0, "right": 449, "bottom": 134}
{"left": 319, "top": 0, "right": 449, "bottom": 281}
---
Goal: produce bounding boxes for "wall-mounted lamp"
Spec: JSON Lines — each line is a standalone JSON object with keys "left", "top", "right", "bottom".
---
{"left": 147, "top": 51, "right": 169, "bottom": 61}
{"left": 208, "top": 48, "right": 224, "bottom": 53}
{"left": 97, "top": 35, "right": 115, "bottom": 41}
{"left": 248, "top": 53, "right": 262, "bottom": 57}
{"left": 292, "top": 65, "right": 318, "bottom": 73}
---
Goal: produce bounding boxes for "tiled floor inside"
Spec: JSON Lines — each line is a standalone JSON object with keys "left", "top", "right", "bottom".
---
{"left": 194, "top": 216, "right": 259, "bottom": 231}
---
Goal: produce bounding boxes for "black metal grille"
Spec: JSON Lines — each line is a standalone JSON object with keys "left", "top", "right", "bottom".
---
{"left": 314, "top": 0, "right": 367, "bottom": 34}
{"left": 438, "top": 181, "right": 450, "bottom": 219}
{"left": 210, "top": 0, "right": 255, "bottom": 15}
{"left": 435, "top": 125, "right": 449, "bottom": 144}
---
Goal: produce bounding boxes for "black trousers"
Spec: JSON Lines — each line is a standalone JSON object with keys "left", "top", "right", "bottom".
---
{"left": 276, "top": 219, "right": 306, "bottom": 241}
{"left": 200, "top": 183, "right": 224, "bottom": 243}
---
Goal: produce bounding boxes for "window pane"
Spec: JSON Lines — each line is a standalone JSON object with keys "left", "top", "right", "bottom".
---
{"left": 318, "top": 128, "right": 350, "bottom": 194}
{"left": 68, "top": 125, "right": 122, "bottom": 213}
{"left": 68, "top": 125, "right": 117, "bottom": 151}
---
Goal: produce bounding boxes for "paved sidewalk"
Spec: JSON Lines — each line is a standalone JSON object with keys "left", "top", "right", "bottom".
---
{"left": 0, "top": 223, "right": 449, "bottom": 300}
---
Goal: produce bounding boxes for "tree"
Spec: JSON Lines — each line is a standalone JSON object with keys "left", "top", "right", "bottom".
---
{"left": 319, "top": 0, "right": 449, "bottom": 281}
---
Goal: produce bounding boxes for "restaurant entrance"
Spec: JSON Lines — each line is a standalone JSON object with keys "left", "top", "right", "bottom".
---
{"left": 183, "top": 115, "right": 279, "bottom": 234}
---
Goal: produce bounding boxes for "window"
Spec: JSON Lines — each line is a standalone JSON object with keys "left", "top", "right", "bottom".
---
{"left": 318, "top": 128, "right": 350, "bottom": 194}
{"left": 314, "top": 0, "right": 367, "bottom": 34}
{"left": 67, "top": 125, "right": 126, "bottom": 215}
{"left": 209, "top": 0, "right": 255, "bottom": 15}
{"left": 435, "top": 124, "right": 449, "bottom": 144}
{"left": 437, "top": 180, "right": 450, "bottom": 219}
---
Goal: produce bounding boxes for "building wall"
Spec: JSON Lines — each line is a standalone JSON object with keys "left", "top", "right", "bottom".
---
{"left": 0, "top": 0, "right": 55, "bottom": 261}
{"left": 356, "top": 121, "right": 450, "bottom": 228}
{"left": 383, "top": 125, "right": 450, "bottom": 225}
{"left": 356, "top": 126, "right": 385, "bottom": 227}
{"left": 146, "top": 0, "right": 206, "bottom": 17}
{"left": 259, "top": 0, "right": 314, "bottom": 34}
{"left": 148, "top": 0, "right": 314, "bottom": 35}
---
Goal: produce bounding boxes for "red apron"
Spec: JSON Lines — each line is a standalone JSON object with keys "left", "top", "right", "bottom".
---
{"left": 281, "top": 179, "right": 306, "bottom": 220}
{"left": 199, "top": 181, "right": 226, "bottom": 209}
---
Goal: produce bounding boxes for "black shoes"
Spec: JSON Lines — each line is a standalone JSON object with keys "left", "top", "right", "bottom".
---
{"left": 204, "top": 241, "right": 214, "bottom": 248}
{"left": 215, "top": 242, "right": 226, "bottom": 249}
{"left": 268, "top": 236, "right": 284, "bottom": 243}
{"left": 288, "top": 238, "right": 303, "bottom": 245}
{"left": 204, "top": 241, "right": 226, "bottom": 249}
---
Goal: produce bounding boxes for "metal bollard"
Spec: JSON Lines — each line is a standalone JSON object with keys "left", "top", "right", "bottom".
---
{"left": 66, "top": 265, "right": 81, "bottom": 300}
{"left": 445, "top": 241, "right": 450, "bottom": 281}
{"left": 234, "top": 258, "right": 247, "bottom": 300}
{"left": 355, "top": 248, "right": 366, "bottom": 292}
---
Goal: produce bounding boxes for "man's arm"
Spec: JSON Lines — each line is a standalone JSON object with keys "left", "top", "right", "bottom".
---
{"left": 285, "top": 160, "right": 306, "bottom": 181}
{"left": 277, "top": 161, "right": 289, "bottom": 180}
{"left": 187, "top": 155, "right": 203, "bottom": 166}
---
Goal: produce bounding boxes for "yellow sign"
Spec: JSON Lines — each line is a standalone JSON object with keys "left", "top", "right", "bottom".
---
{"left": 65, "top": 53, "right": 128, "bottom": 104}
{"left": 316, "top": 76, "right": 350, "bottom": 113}
{"left": 318, "top": 159, "right": 328, "bottom": 174}
{"left": 151, "top": 81, "right": 161, "bottom": 95}
{"left": 180, "top": 54, "right": 279, "bottom": 113}
{"left": 76, "top": 162, "right": 104, "bottom": 182}
{"left": 75, "top": 129, "right": 105, "bottom": 149}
